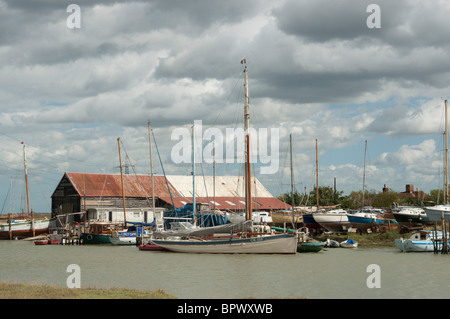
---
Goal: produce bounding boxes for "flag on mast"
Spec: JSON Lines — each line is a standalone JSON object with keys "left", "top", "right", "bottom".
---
{"left": 240, "top": 59, "right": 246, "bottom": 64}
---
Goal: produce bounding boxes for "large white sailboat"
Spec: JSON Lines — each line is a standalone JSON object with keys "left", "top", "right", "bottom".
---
{"left": 152, "top": 61, "right": 297, "bottom": 254}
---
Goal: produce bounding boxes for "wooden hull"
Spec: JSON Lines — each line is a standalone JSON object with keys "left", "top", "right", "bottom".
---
{"left": 81, "top": 233, "right": 111, "bottom": 244}
{"left": 271, "top": 211, "right": 303, "bottom": 224}
{"left": 152, "top": 234, "right": 297, "bottom": 254}
{"left": 0, "top": 218, "right": 54, "bottom": 239}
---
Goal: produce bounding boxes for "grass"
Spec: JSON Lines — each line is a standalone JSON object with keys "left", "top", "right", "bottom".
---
{"left": 316, "top": 229, "right": 403, "bottom": 247}
{"left": 0, "top": 282, "right": 176, "bottom": 299}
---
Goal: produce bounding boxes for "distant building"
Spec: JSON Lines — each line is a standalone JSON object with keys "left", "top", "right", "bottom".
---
{"left": 51, "top": 172, "right": 290, "bottom": 225}
{"left": 398, "top": 184, "right": 427, "bottom": 200}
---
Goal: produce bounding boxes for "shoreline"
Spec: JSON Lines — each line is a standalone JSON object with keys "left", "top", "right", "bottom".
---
{"left": 0, "top": 282, "right": 176, "bottom": 299}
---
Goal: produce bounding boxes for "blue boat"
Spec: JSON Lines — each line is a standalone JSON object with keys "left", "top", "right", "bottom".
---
{"left": 347, "top": 210, "right": 382, "bottom": 232}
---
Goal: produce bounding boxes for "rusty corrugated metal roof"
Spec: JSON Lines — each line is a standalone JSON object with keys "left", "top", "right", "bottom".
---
{"left": 62, "top": 172, "right": 290, "bottom": 211}
{"left": 65, "top": 172, "right": 180, "bottom": 198}
{"left": 158, "top": 196, "right": 291, "bottom": 210}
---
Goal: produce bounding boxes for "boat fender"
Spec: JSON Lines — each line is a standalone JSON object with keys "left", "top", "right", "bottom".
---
{"left": 87, "top": 234, "right": 93, "bottom": 240}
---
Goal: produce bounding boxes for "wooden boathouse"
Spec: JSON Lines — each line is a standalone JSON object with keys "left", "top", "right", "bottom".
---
{"left": 51, "top": 172, "right": 291, "bottom": 226}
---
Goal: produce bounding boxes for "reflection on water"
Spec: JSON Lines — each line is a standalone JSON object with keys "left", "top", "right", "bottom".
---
{"left": 1, "top": 240, "right": 450, "bottom": 299}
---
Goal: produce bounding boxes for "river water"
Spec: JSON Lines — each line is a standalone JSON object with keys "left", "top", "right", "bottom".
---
{"left": 1, "top": 239, "right": 449, "bottom": 299}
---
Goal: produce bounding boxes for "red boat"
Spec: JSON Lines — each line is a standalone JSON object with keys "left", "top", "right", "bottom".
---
{"left": 34, "top": 239, "right": 48, "bottom": 245}
{"left": 139, "top": 244, "right": 166, "bottom": 251}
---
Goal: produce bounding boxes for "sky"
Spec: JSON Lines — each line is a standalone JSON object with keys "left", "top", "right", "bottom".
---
{"left": 1, "top": 0, "right": 450, "bottom": 213}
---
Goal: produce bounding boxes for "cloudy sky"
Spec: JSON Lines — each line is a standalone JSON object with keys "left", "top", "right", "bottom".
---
{"left": 1, "top": 0, "right": 450, "bottom": 213}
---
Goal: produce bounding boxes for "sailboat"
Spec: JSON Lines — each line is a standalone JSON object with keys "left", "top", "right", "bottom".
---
{"left": 311, "top": 139, "right": 350, "bottom": 233}
{"left": 82, "top": 138, "right": 127, "bottom": 245}
{"left": 0, "top": 143, "right": 55, "bottom": 239}
{"left": 151, "top": 61, "right": 297, "bottom": 254}
{"left": 346, "top": 141, "right": 383, "bottom": 232}
{"left": 425, "top": 100, "right": 450, "bottom": 221}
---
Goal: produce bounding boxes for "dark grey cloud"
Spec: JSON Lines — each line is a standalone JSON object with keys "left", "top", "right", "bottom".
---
{"left": 273, "top": 0, "right": 450, "bottom": 49}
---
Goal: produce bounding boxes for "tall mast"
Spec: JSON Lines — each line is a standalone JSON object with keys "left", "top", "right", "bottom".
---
{"left": 22, "top": 142, "right": 34, "bottom": 236}
{"left": 243, "top": 63, "right": 252, "bottom": 221}
{"left": 290, "top": 134, "right": 295, "bottom": 228}
{"left": 117, "top": 138, "right": 127, "bottom": 225}
{"left": 148, "top": 122, "right": 156, "bottom": 217}
{"left": 213, "top": 141, "right": 216, "bottom": 211}
{"left": 362, "top": 140, "right": 367, "bottom": 208}
{"left": 315, "top": 139, "right": 319, "bottom": 210}
{"left": 445, "top": 100, "right": 448, "bottom": 205}
{"left": 192, "top": 124, "right": 196, "bottom": 225}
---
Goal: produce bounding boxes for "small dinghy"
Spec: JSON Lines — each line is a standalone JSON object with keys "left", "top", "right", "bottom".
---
{"left": 340, "top": 238, "right": 358, "bottom": 248}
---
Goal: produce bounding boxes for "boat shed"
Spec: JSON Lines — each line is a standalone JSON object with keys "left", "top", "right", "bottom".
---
{"left": 51, "top": 172, "right": 290, "bottom": 224}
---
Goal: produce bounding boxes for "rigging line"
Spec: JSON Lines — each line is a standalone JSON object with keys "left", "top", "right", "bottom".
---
{"left": 199, "top": 162, "right": 211, "bottom": 213}
{"left": 152, "top": 127, "right": 175, "bottom": 210}
{"left": 119, "top": 139, "right": 154, "bottom": 208}
{"left": 212, "top": 70, "right": 245, "bottom": 127}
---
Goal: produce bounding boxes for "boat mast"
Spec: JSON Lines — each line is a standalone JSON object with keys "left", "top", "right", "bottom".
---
{"left": 290, "top": 134, "right": 295, "bottom": 228}
{"left": 117, "top": 138, "right": 127, "bottom": 225}
{"left": 22, "top": 142, "right": 34, "bottom": 236}
{"left": 192, "top": 124, "right": 197, "bottom": 225}
{"left": 243, "top": 62, "right": 252, "bottom": 221}
{"left": 148, "top": 122, "right": 156, "bottom": 217}
{"left": 315, "top": 139, "right": 319, "bottom": 211}
{"left": 213, "top": 141, "right": 216, "bottom": 211}
{"left": 362, "top": 140, "right": 367, "bottom": 208}
{"left": 445, "top": 100, "right": 448, "bottom": 205}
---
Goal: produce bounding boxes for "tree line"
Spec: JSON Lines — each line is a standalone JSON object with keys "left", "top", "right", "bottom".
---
{"left": 277, "top": 186, "right": 444, "bottom": 210}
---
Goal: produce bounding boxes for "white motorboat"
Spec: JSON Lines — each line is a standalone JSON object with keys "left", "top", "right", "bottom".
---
{"left": 395, "top": 230, "right": 449, "bottom": 252}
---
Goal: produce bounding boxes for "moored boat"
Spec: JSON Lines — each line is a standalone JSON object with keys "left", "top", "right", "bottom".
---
{"left": 82, "top": 222, "right": 123, "bottom": 244}
{"left": 297, "top": 241, "right": 325, "bottom": 253}
{"left": 395, "top": 230, "right": 449, "bottom": 252}
{"left": 152, "top": 233, "right": 297, "bottom": 254}
{"left": 340, "top": 238, "right": 358, "bottom": 248}
{"left": 139, "top": 243, "right": 166, "bottom": 251}
{"left": 0, "top": 218, "right": 55, "bottom": 239}
{"left": 151, "top": 62, "right": 297, "bottom": 255}
{"left": 325, "top": 238, "right": 340, "bottom": 248}
{"left": 34, "top": 239, "right": 49, "bottom": 245}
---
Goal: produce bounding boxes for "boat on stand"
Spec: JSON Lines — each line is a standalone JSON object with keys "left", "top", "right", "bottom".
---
{"left": 0, "top": 143, "right": 55, "bottom": 239}
{"left": 151, "top": 61, "right": 297, "bottom": 254}
{"left": 312, "top": 209, "right": 350, "bottom": 233}
{"left": 392, "top": 206, "right": 429, "bottom": 225}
